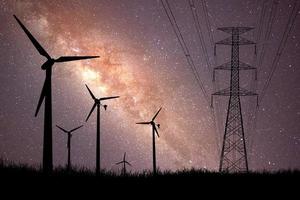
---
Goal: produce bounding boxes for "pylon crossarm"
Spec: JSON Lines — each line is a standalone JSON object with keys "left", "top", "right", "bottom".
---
{"left": 210, "top": 87, "right": 255, "bottom": 107}
{"left": 238, "top": 87, "right": 258, "bottom": 96}
{"left": 212, "top": 87, "right": 231, "bottom": 96}
{"left": 213, "top": 87, "right": 257, "bottom": 97}
{"left": 217, "top": 27, "right": 254, "bottom": 34}
{"left": 238, "top": 37, "right": 256, "bottom": 45}
{"left": 215, "top": 37, "right": 255, "bottom": 46}
{"left": 214, "top": 61, "right": 256, "bottom": 71}
{"left": 215, "top": 37, "right": 232, "bottom": 45}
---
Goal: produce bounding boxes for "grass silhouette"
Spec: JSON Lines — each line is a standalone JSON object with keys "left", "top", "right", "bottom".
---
{"left": 0, "top": 159, "right": 299, "bottom": 179}
{"left": 1, "top": 159, "right": 299, "bottom": 195}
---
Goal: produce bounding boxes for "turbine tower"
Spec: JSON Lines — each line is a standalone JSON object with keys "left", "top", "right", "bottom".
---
{"left": 85, "top": 84, "right": 120, "bottom": 175}
{"left": 14, "top": 15, "right": 99, "bottom": 173}
{"left": 136, "top": 107, "right": 162, "bottom": 175}
{"left": 212, "top": 27, "right": 258, "bottom": 172}
{"left": 115, "top": 152, "right": 132, "bottom": 175}
{"left": 56, "top": 125, "right": 83, "bottom": 171}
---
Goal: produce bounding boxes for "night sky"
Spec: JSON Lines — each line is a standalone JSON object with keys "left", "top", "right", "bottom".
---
{"left": 0, "top": 0, "right": 299, "bottom": 172}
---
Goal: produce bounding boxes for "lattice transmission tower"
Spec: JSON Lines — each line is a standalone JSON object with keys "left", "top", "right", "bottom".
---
{"left": 211, "top": 27, "right": 258, "bottom": 172}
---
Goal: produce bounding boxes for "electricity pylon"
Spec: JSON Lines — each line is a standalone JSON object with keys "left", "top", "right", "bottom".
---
{"left": 212, "top": 27, "right": 258, "bottom": 172}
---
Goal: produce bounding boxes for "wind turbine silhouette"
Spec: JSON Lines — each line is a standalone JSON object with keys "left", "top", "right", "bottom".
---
{"left": 14, "top": 15, "right": 99, "bottom": 173}
{"left": 115, "top": 152, "right": 132, "bottom": 175}
{"left": 85, "top": 84, "right": 120, "bottom": 175}
{"left": 136, "top": 107, "right": 162, "bottom": 175}
{"left": 56, "top": 125, "right": 83, "bottom": 171}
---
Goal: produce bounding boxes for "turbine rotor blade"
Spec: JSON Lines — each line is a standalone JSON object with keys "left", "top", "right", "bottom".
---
{"left": 136, "top": 122, "right": 150, "bottom": 125}
{"left": 35, "top": 80, "right": 47, "bottom": 117}
{"left": 86, "top": 103, "right": 96, "bottom": 122}
{"left": 85, "top": 84, "right": 96, "bottom": 100}
{"left": 115, "top": 161, "right": 123, "bottom": 165}
{"left": 153, "top": 125, "right": 160, "bottom": 138}
{"left": 152, "top": 107, "right": 162, "bottom": 121}
{"left": 56, "top": 125, "right": 68, "bottom": 133}
{"left": 123, "top": 152, "right": 126, "bottom": 161}
{"left": 13, "top": 15, "right": 51, "bottom": 60}
{"left": 125, "top": 161, "right": 132, "bottom": 166}
{"left": 100, "top": 96, "right": 120, "bottom": 101}
{"left": 55, "top": 56, "right": 99, "bottom": 62}
{"left": 70, "top": 125, "right": 84, "bottom": 133}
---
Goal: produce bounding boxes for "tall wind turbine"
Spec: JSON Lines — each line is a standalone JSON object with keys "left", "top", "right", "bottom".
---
{"left": 56, "top": 125, "right": 83, "bottom": 171}
{"left": 115, "top": 152, "right": 132, "bottom": 175}
{"left": 85, "top": 84, "right": 120, "bottom": 175}
{"left": 136, "top": 107, "right": 162, "bottom": 175}
{"left": 14, "top": 15, "right": 99, "bottom": 173}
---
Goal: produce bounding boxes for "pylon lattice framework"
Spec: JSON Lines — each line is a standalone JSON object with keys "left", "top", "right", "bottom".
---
{"left": 212, "top": 27, "right": 258, "bottom": 172}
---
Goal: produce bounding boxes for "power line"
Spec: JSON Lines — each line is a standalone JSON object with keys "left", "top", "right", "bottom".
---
{"left": 248, "top": 0, "right": 276, "bottom": 154}
{"left": 198, "top": 0, "right": 223, "bottom": 152}
{"left": 188, "top": 0, "right": 213, "bottom": 72}
{"left": 201, "top": 0, "right": 216, "bottom": 55}
{"left": 257, "top": 0, "right": 279, "bottom": 74}
{"left": 259, "top": 0, "right": 299, "bottom": 103}
{"left": 252, "top": 0, "right": 268, "bottom": 67}
{"left": 161, "top": 0, "right": 222, "bottom": 151}
{"left": 160, "top": 0, "right": 210, "bottom": 105}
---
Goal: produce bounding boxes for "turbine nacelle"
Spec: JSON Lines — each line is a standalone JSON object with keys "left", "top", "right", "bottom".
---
{"left": 56, "top": 125, "right": 84, "bottom": 135}
{"left": 41, "top": 59, "right": 55, "bottom": 70}
{"left": 85, "top": 84, "right": 119, "bottom": 121}
{"left": 136, "top": 107, "right": 162, "bottom": 138}
{"left": 95, "top": 99, "right": 101, "bottom": 105}
{"left": 94, "top": 100, "right": 107, "bottom": 110}
{"left": 56, "top": 125, "right": 83, "bottom": 150}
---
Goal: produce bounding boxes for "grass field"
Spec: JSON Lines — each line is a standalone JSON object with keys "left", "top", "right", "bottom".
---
{"left": 0, "top": 159, "right": 298, "bottom": 194}
{"left": 1, "top": 159, "right": 299, "bottom": 179}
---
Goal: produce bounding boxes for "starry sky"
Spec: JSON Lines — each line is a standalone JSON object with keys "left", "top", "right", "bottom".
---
{"left": 0, "top": 0, "right": 299, "bottom": 172}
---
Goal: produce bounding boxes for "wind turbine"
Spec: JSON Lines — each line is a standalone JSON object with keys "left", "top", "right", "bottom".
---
{"left": 115, "top": 152, "right": 132, "bottom": 175}
{"left": 14, "top": 15, "right": 99, "bottom": 173}
{"left": 85, "top": 84, "right": 120, "bottom": 175}
{"left": 136, "top": 107, "right": 162, "bottom": 175}
{"left": 56, "top": 125, "right": 83, "bottom": 171}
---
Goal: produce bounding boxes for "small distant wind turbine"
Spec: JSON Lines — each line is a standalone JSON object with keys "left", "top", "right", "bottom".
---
{"left": 85, "top": 84, "right": 120, "bottom": 175}
{"left": 136, "top": 107, "right": 162, "bottom": 175}
{"left": 115, "top": 152, "right": 132, "bottom": 175}
{"left": 14, "top": 15, "right": 99, "bottom": 173}
{"left": 56, "top": 125, "right": 83, "bottom": 171}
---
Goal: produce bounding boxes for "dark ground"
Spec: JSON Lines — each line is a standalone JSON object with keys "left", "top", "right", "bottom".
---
{"left": 0, "top": 160, "right": 298, "bottom": 193}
